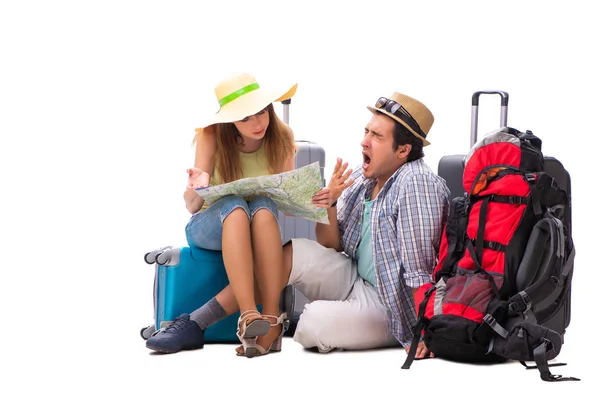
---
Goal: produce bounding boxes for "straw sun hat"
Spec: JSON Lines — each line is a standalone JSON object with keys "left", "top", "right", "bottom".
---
{"left": 367, "top": 92, "right": 434, "bottom": 146}
{"left": 198, "top": 72, "right": 298, "bottom": 128}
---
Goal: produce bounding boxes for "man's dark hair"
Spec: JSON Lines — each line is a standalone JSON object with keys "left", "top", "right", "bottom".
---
{"left": 392, "top": 120, "right": 424, "bottom": 161}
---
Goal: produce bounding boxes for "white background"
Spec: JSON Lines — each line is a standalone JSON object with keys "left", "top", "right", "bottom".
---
{"left": 1, "top": 0, "right": 598, "bottom": 398}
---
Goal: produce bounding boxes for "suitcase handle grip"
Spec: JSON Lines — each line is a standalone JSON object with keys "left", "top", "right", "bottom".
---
{"left": 472, "top": 91, "right": 509, "bottom": 106}
{"left": 281, "top": 98, "right": 291, "bottom": 124}
{"left": 470, "top": 91, "right": 509, "bottom": 147}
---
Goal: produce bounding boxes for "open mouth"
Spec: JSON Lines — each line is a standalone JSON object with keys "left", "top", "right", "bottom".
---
{"left": 362, "top": 153, "right": 371, "bottom": 170}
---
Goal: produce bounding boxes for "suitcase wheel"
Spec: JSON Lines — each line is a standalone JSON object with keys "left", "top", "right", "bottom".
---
{"left": 143, "top": 252, "right": 155, "bottom": 264}
{"left": 155, "top": 249, "right": 173, "bottom": 266}
{"left": 140, "top": 325, "right": 156, "bottom": 340}
{"left": 144, "top": 246, "right": 173, "bottom": 265}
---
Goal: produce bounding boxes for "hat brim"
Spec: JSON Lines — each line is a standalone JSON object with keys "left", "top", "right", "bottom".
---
{"left": 367, "top": 106, "right": 431, "bottom": 146}
{"left": 198, "top": 82, "right": 298, "bottom": 128}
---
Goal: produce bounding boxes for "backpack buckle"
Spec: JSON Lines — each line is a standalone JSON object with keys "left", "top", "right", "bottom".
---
{"left": 524, "top": 173, "right": 536, "bottom": 182}
{"left": 509, "top": 195, "right": 528, "bottom": 205}
{"left": 509, "top": 291, "right": 533, "bottom": 313}
{"left": 521, "top": 291, "right": 532, "bottom": 311}
{"left": 483, "top": 314, "right": 509, "bottom": 338}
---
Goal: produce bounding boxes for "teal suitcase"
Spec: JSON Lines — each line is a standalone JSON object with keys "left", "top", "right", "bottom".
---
{"left": 143, "top": 246, "right": 241, "bottom": 343}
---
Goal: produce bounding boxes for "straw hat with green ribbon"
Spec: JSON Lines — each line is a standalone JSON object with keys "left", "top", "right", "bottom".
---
{"left": 198, "top": 72, "right": 297, "bottom": 128}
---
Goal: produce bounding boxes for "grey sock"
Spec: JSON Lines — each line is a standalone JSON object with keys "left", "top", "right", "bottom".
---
{"left": 190, "top": 297, "right": 228, "bottom": 330}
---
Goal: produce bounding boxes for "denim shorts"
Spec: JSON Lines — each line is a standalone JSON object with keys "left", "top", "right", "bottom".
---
{"left": 185, "top": 195, "right": 279, "bottom": 251}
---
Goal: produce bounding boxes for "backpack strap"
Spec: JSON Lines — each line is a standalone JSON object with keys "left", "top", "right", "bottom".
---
{"left": 508, "top": 170, "right": 571, "bottom": 318}
{"left": 469, "top": 238, "right": 506, "bottom": 252}
{"left": 402, "top": 285, "right": 436, "bottom": 370}
{"left": 436, "top": 196, "right": 469, "bottom": 281}
{"left": 465, "top": 196, "right": 502, "bottom": 298}
{"left": 508, "top": 212, "right": 572, "bottom": 319}
{"left": 528, "top": 171, "right": 569, "bottom": 216}
{"left": 487, "top": 194, "right": 529, "bottom": 205}
{"left": 521, "top": 340, "right": 581, "bottom": 382}
{"left": 474, "top": 197, "right": 489, "bottom": 268}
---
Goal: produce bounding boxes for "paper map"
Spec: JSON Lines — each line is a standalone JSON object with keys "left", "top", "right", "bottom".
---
{"left": 195, "top": 162, "right": 329, "bottom": 224}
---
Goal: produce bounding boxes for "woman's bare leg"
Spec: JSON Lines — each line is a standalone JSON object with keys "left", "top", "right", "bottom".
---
{"left": 221, "top": 208, "right": 258, "bottom": 315}
{"left": 215, "top": 282, "right": 262, "bottom": 315}
{"left": 235, "top": 208, "right": 285, "bottom": 354}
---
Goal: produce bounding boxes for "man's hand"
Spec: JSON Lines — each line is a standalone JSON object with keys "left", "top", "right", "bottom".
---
{"left": 405, "top": 341, "right": 435, "bottom": 359}
{"left": 312, "top": 158, "right": 354, "bottom": 208}
{"left": 312, "top": 187, "right": 332, "bottom": 208}
{"left": 327, "top": 157, "right": 355, "bottom": 202}
{"left": 186, "top": 167, "right": 210, "bottom": 190}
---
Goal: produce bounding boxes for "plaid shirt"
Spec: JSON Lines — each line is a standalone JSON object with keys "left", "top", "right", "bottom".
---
{"left": 336, "top": 158, "right": 450, "bottom": 346}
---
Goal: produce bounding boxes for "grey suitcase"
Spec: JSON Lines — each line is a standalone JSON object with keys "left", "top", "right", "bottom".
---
{"left": 279, "top": 140, "right": 326, "bottom": 243}
{"left": 278, "top": 100, "right": 321, "bottom": 336}
{"left": 437, "top": 90, "right": 574, "bottom": 337}
{"left": 438, "top": 91, "right": 509, "bottom": 199}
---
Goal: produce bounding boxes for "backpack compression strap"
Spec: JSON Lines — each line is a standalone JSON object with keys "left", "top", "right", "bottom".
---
{"left": 465, "top": 196, "right": 502, "bottom": 298}
{"left": 436, "top": 196, "right": 469, "bottom": 281}
{"left": 401, "top": 285, "right": 436, "bottom": 370}
{"left": 520, "top": 340, "right": 580, "bottom": 382}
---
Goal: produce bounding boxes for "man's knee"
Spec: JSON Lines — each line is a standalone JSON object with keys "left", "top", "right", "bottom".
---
{"left": 292, "top": 301, "right": 336, "bottom": 352}
{"left": 285, "top": 238, "right": 355, "bottom": 302}
{"left": 293, "top": 297, "right": 396, "bottom": 352}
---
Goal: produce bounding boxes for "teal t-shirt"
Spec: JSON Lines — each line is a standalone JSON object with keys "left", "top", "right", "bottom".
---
{"left": 356, "top": 199, "right": 376, "bottom": 287}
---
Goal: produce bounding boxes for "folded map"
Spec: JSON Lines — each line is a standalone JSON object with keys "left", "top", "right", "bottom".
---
{"left": 195, "top": 162, "right": 329, "bottom": 224}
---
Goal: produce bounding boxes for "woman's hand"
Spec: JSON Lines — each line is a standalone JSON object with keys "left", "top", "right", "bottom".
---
{"left": 186, "top": 167, "right": 210, "bottom": 190}
{"left": 184, "top": 167, "right": 209, "bottom": 214}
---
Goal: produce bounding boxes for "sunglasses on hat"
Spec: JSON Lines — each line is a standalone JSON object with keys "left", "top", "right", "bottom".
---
{"left": 375, "top": 97, "right": 425, "bottom": 139}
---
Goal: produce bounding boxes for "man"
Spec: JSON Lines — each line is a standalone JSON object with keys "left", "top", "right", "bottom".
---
{"left": 146, "top": 91, "right": 450, "bottom": 358}
{"left": 287, "top": 92, "right": 450, "bottom": 356}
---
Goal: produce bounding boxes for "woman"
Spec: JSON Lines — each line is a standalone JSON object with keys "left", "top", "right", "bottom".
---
{"left": 146, "top": 72, "right": 300, "bottom": 357}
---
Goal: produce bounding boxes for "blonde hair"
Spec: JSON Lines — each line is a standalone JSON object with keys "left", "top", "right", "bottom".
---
{"left": 194, "top": 104, "right": 295, "bottom": 184}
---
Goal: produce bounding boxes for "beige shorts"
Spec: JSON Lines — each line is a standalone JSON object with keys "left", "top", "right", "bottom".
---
{"left": 287, "top": 238, "right": 399, "bottom": 353}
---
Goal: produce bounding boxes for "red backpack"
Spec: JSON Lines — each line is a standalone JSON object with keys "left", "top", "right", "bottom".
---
{"left": 402, "top": 127, "right": 578, "bottom": 382}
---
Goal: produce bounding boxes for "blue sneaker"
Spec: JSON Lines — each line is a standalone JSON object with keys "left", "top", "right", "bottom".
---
{"left": 146, "top": 314, "right": 205, "bottom": 353}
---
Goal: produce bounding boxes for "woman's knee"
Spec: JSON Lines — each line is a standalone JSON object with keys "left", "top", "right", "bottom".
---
{"left": 248, "top": 196, "right": 278, "bottom": 222}
{"left": 185, "top": 205, "right": 224, "bottom": 250}
{"left": 185, "top": 196, "right": 249, "bottom": 249}
{"left": 219, "top": 196, "right": 251, "bottom": 223}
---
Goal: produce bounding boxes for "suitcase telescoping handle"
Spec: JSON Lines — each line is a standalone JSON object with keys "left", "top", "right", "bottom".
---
{"left": 470, "top": 91, "right": 509, "bottom": 147}
{"left": 282, "top": 98, "right": 291, "bottom": 125}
